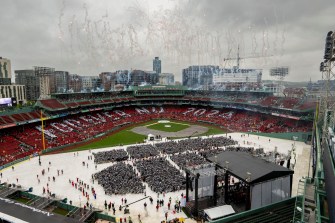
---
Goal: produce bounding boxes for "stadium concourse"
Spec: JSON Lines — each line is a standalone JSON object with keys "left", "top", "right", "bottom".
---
{"left": 0, "top": 133, "right": 310, "bottom": 223}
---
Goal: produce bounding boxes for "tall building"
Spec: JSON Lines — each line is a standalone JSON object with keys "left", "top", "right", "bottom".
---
{"left": 34, "top": 67, "right": 55, "bottom": 99}
{"left": 112, "top": 70, "right": 159, "bottom": 87}
{"left": 16, "top": 67, "right": 57, "bottom": 100}
{"left": 68, "top": 74, "right": 82, "bottom": 93}
{"left": 153, "top": 57, "right": 161, "bottom": 74}
{"left": 49, "top": 73, "right": 56, "bottom": 94}
{"left": 54, "top": 71, "right": 69, "bottom": 93}
{"left": 0, "top": 58, "right": 26, "bottom": 104}
{"left": 182, "top": 65, "right": 219, "bottom": 89}
{"left": 82, "top": 76, "right": 102, "bottom": 92}
{"left": 0, "top": 85, "right": 26, "bottom": 104}
{"left": 0, "top": 57, "right": 12, "bottom": 85}
{"left": 100, "top": 69, "right": 160, "bottom": 90}
{"left": 115, "top": 70, "right": 131, "bottom": 86}
{"left": 99, "top": 72, "right": 117, "bottom": 91}
{"left": 15, "top": 69, "right": 39, "bottom": 101}
{"left": 131, "top": 70, "right": 158, "bottom": 86}
{"left": 159, "top": 73, "right": 174, "bottom": 85}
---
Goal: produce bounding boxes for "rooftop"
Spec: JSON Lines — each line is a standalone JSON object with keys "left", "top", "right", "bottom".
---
{"left": 208, "top": 151, "right": 294, "bottom": 184}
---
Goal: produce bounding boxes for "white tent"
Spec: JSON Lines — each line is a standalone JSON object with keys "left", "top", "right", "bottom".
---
{"left": 147, "top": 134, "right": 155, "bottom": 141}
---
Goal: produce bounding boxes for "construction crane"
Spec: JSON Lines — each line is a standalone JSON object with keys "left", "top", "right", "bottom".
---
{"left": 223, "top": 45, "right": 273, "bottom": 69}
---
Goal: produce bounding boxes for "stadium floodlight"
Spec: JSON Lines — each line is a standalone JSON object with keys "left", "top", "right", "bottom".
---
{"left": 324, "top": 31, "right": 334, "bottom": 61}
{"left": 320, "top": 62, "right": 324, "bottom": 72}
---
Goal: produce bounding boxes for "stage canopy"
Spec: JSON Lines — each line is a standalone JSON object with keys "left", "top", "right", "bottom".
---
{"left": 208, "top": 151, "right": 293, "bottom": 184}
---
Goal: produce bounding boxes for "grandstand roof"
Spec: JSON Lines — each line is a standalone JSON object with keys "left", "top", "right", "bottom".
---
{"left": 208, "top": 151, "right": 293, "bottom": 184}
{"left": 35, "top": 99, "right": 67, "bottom": 111}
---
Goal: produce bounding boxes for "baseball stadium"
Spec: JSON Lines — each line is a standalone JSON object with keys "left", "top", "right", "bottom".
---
{"left": 1, "top": 84, "right": 331, "bottom": 223}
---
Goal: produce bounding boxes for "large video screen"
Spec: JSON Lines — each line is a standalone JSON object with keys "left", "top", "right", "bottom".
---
{"left": 0, "top": 98, "right": 12, "bottom": 107}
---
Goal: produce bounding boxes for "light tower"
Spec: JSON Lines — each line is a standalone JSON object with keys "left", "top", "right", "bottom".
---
{"left": 319, "top": 30, "right": 335, "bottom": 141}
{"left": 315, "top": 29, "right": 335, "bottom": 223}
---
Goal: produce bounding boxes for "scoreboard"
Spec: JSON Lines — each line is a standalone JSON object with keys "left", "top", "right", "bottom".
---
{"left": 0, "top": 98, "right": 17, "bottom": 107}
{"left": 269, "top": 67, "right": 289, "bottom": 77}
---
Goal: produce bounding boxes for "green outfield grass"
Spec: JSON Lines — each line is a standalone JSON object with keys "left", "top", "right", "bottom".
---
{"left": 71, "top": 129, "right": 146, "bottom": 152}
{"left": 146, "top": 121, "right": 189, "bottom": 132}
{"left": 70, "top": 120, "right": 226, "bottom": 152}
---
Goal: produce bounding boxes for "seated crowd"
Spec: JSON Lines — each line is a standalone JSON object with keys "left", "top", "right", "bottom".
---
{"left": 94, "top": 162, "right": 145, "bottom": 195}
{"left": 156, "top": 136, "right": 237, "bottom": 154}
{"left": 93, "top": 149, "right": 128, "bottom": 164}
{"left": 92, "top": 136, "right": 287, "bottom": 197}
{"left": 134, "top": 157, "right": 185, "bottom": 193}
{"left": 126, "top": 145, "right": 160, "bottom": 159}
{"left": 170, "top": 152, "right": 210, "bottom": 170}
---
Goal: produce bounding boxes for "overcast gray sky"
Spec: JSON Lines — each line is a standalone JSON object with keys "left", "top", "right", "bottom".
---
{"left": 1, "top": 0, "right": 334, "bottom": 82}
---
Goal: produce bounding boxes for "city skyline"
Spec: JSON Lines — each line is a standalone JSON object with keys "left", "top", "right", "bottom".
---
{"left": 1, "top": 0, "right": 334, "bottom": 82}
